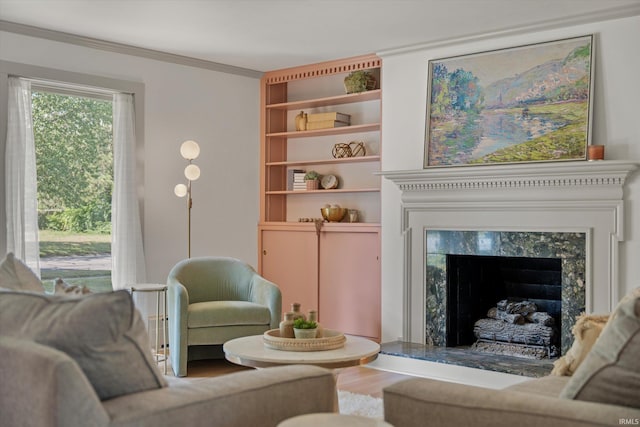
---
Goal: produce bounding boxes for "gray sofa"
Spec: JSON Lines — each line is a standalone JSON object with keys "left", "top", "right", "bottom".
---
{"left": 384, "top": 292, "right": 640, "bottom": 427}
{"left": 0, "top": 252, "right": 337, "bottom": 427}
{"left": 0, "top": 336, "right": 337, "bottom": 427}
{"left": 384, "top": 375, "right": 640, "bottom": 427}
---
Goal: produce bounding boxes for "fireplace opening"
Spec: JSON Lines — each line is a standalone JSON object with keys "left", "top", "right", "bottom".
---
{"left": 446, "top": 254, "right": 561, "bottom": 358}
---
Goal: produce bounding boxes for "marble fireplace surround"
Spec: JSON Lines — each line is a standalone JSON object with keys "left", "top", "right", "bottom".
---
{"left": 380, "top": 160, "right": 638, "bottom": 346}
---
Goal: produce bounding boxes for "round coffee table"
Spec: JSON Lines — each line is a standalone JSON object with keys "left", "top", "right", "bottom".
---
{"left": 223, "top": 334, "right": 380, "bottom": 369}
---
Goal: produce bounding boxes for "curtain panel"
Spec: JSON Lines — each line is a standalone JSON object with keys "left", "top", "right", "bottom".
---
{"left": 5, "top": 77, "right": 40, "bottom": 275}
{"left": 112, "top": 93, "right": 146, "bottom": 290}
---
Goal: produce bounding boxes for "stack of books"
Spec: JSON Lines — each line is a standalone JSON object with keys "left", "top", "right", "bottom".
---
{"left": 306, "top": 112, "right": 351, "bottom": 130}
{"left": 288, "top": 169, "right": 307, "bottom": 191}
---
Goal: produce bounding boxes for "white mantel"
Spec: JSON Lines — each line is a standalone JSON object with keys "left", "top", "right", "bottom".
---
{"left": 379, "top": 160, "right": 638, "bottom": 344}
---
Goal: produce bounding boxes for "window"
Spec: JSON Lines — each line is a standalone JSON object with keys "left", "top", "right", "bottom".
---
{"left": 32, "top": 89, "right": 114, "bottom": 292}
{"left": 2, "top": 61, "right": 146, "bottom": 291}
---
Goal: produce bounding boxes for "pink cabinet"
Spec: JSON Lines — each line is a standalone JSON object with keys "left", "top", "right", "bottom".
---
{"left": 319, "top": 229, "right": 380, "bottom": 340}
{"left": 259, "top": 224, "right": 380, "bottom": 341}
{"left": 260, "top": 227, "right": 318, "bottom": 316}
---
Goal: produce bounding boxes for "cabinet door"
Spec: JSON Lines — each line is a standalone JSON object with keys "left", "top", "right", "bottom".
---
{"left": 260, "top": 229, "right": 318, "bottom": 317}
{"left": 318, "top": 231, "right": 380, "bottom": 340}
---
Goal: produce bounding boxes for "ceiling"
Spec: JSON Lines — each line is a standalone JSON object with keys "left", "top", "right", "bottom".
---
{"left": 1, "top": 0, "right": 640, "bottom": 73}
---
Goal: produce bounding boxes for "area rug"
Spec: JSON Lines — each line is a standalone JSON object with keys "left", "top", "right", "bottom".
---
{"left": 338, "top": 390, "right": 384, "bottom": 419}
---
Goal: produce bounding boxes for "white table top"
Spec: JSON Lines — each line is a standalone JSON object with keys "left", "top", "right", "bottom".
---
{"left": 127, "top": 283, "right": 168, "bottom": 292}
{"left": 223, "top": 334, "right": 380, "bottom": 369}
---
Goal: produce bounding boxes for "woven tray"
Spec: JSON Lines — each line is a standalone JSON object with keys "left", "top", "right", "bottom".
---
{"left": 263, "top": 328, "right": 346, "bottom": 351}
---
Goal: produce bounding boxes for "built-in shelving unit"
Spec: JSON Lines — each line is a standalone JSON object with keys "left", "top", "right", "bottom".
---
{"left": 260, "top": 54, "right": 382, "bottom": 224}
{"left": 258, "top": 54, "right": 382, "bottom": 341}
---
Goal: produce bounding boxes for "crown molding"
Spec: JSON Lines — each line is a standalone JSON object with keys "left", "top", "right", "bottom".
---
{"left": 377, "top": 3, "right": 640, "bottom": 57}
{"left": 0, "top": 20, "right": 263, "bottom": 79}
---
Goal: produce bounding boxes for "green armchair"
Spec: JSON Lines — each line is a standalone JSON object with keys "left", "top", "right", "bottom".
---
{"left": 167, "top": 257, "right": 281, "bottom": 377}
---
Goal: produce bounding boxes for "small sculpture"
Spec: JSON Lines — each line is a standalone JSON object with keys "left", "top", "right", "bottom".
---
{"left": 295, "top": 111, "right": 307, "bottom": 131}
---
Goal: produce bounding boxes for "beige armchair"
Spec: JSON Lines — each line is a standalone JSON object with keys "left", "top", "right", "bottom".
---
{"left": 167, "top": 257, "right": 281, "bottom": 377}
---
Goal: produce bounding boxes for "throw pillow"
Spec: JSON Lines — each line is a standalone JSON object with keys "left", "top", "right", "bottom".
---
{"left": 0, "top": 289, "right": 167, "bottom": 400}
{"left": 559, "top": 294, "right": 640, "bottom": 409}
{"left": 54, "top": 277, "right": 92, "bottom": 295}
{"left": 0, "top": 252, "right": 45, "bottom": 293}
{"left": 601, "top": 287, "right": 640, "bottom": 333}
{"left": 550, "top": 313, "right": 609, "bottom": 376}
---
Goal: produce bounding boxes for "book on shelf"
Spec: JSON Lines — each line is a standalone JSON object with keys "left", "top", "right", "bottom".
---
{"left": 306, "top": 120, "right": 350, "bottom": 130}
{"left": 288, "top": 169, "right": 305, "bottom": 191}
{"left": 306, "top": 112, "right": 351, "bottom": 123}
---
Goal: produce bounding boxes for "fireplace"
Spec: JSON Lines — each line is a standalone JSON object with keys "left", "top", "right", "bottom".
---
{"left": 380, "top": 161, "right": 638, "bottom": 356}
{"left": 427, "top": 230, "right": 584, "bottom": 355}
{"left": 446, "top": 254, "right": 562, "bottom": 350}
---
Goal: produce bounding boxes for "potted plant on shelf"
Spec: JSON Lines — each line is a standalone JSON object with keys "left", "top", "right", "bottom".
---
{"left": 293, "top": 318, "right": 318, "bottom": 339}
{"left": 344, "top": 70, "right": 377, "bottom": 94}
{"left": 304, "top": 170, "right": 320, "bottom": 190}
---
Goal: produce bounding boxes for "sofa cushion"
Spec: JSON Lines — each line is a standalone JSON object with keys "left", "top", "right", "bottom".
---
{"left": 0, "top": 252, "right": 44, "bottom": 293}
{"left": 560, "top": 294, "right": 640, "bottom": 409}
{"left": 0, "top": 289, "right": 167, "bottom": 400}
{"left": 188, "top": 300, "right": 271, "bottom": 328}
{"left": 550, "top": 313, "right": 609, "bottom": 376}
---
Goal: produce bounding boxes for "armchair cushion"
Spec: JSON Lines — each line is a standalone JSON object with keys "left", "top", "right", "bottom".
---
{"left": 188, "top": 300, "right": 271, "bottom": 328}
{"left": 0, "top": 289, "right": 167, "bottom": 400}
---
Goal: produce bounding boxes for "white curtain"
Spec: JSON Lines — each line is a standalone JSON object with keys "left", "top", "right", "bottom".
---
{"left": 111, "top": 93, "right": 146, "bottom": 290}
{"left": 5, "top": 77, "right": 40, "bottom": 275}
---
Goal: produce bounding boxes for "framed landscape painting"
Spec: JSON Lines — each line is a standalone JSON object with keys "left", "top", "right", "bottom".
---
{"left": 425, "top": 35, "right": 594, "bottom": 167}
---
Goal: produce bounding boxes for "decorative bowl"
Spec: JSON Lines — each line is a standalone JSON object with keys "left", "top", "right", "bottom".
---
{"left": 320, "top": 207, "right": 347, "bottom": 222}
{"left": 263, "top": 328, "right": 346, "bottom": 351}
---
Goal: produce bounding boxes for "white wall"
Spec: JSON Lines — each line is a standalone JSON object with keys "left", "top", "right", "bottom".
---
{"left": 0, "top": 31, "right": 261, "bottom": 285}
{"left": 379, "top": 15, "right": 640, "bottom": 342}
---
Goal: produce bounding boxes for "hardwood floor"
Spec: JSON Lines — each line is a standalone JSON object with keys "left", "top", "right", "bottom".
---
{"left": 163, "top": 358, "right": 413, "bottom": 399}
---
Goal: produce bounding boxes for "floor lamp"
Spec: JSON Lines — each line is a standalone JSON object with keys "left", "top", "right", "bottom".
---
{"left": 174, "top": 140, "right": 201, "bottom": 258}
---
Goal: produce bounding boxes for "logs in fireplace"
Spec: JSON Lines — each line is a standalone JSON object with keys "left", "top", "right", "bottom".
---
{"left": 473, "top": 299, "right": 559, "bottom": 359}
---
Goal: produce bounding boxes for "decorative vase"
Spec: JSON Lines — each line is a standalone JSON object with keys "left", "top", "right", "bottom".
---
{"left": 308, "top": 310, "right": 323, "bottom": 338}
{"left": 291, "top": 303, "right": 306, "bottom": 321}
{"left": 294, "top": 327, "right": 318, "bottom": 339}
{"left": 279, "top": 312, "right": 295, "bottom": 338}
{"left": 295, "top": 111, "right": 307, "bottom": 131}
{"left": 305, "top": 179, "right": 319, "bottom": 190}
{"left": 344, "top": 70, "right": 377, "bottom": 94}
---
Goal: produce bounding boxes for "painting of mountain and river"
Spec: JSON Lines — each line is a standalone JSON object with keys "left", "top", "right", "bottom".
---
{"left": 425, "top": 35, "right": 593, "bottom": 167}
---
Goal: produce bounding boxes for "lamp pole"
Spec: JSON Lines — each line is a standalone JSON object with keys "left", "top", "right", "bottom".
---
{"left": 174, "top": 140, "right": 201, "bottom": 259}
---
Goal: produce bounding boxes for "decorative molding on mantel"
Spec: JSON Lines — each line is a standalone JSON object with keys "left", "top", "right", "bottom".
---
{"left": 379, "top": 160, "right": 639, "bottom": 201}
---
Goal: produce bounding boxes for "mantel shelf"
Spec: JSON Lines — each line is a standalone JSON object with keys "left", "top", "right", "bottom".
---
{"left": 267, "top": 123, "right": 380, "bottom": 138}
{"left": 378, "top": 160, "right": 639, "bottom": 194}
{"left": 266, "top": 89, "right": 381, "bottom": 110}
{"left": 266, "top": 155, "right": 380, "bottom": 167}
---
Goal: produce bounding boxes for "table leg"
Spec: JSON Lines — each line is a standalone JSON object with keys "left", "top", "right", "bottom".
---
{"left": 163, "top": 287, "right": 168, "bottom": 374}
{"left": 155, "top": 290, "right": 160, "bottom": 365}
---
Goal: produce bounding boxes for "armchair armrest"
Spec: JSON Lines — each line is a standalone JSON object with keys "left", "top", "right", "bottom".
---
{"left": 248, "top": 275, "right": 282, "bottom": 329}
{"left": 383, "top": 377, "right": 640, "bottom": 427}
{"left": 167, "top": 279, "right": 190, "bottom": 376}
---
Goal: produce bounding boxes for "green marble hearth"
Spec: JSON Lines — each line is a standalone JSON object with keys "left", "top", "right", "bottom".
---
{"left": 426, "top": 230, "right": 586, "bottom": 355}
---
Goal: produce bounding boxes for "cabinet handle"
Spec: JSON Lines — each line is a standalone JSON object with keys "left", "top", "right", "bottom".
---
{"left": 263, "top": 250, "right": 267, "bottom": 255}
